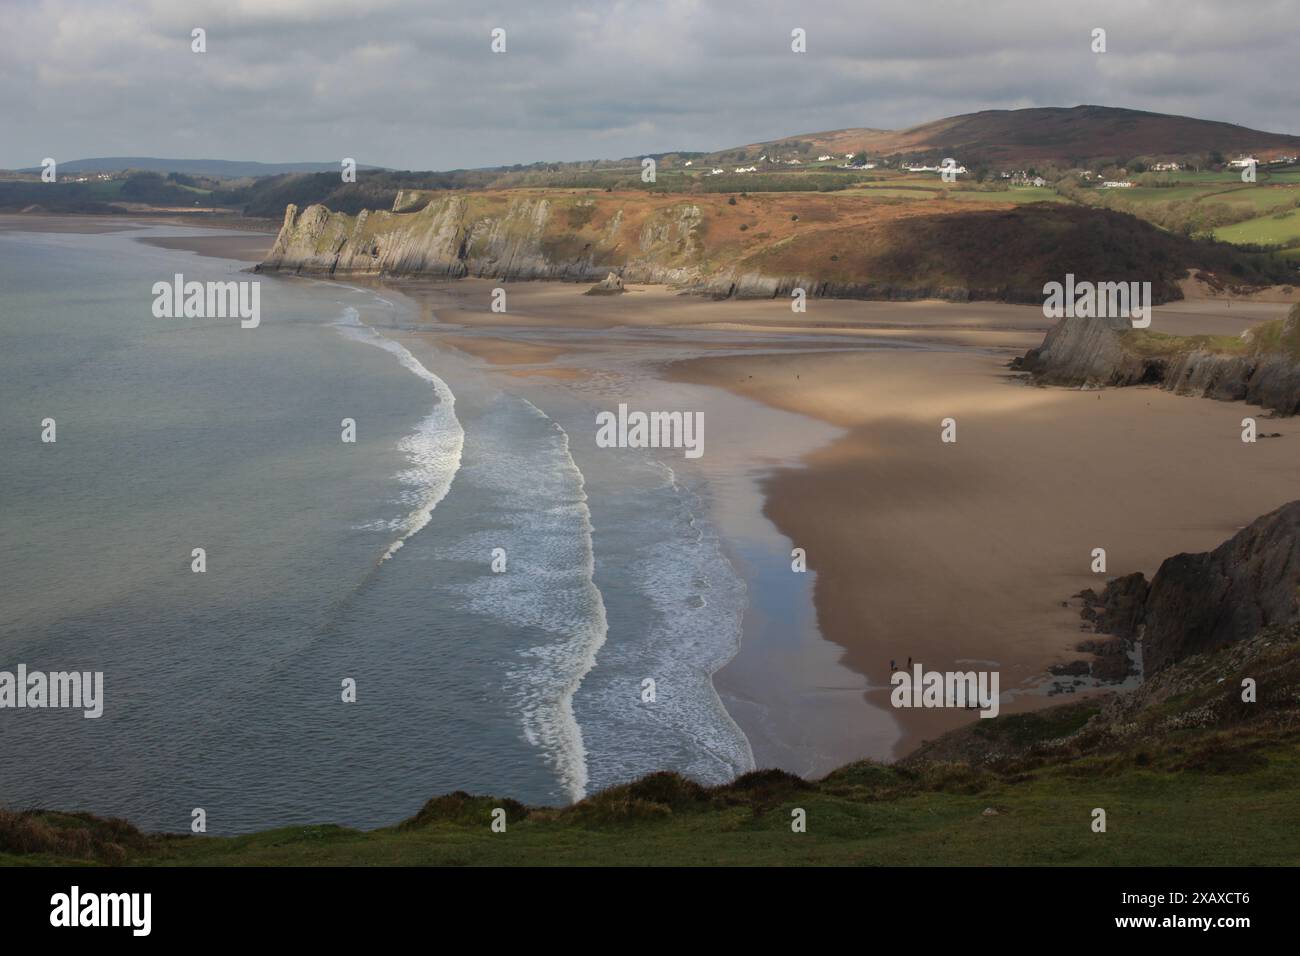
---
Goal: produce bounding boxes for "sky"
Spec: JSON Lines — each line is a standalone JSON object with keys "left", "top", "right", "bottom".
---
{"left": 3, "top": 0, "right": 1299, "bottom": 170}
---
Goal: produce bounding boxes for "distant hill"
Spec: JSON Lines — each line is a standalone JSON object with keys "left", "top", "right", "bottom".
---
{"left": 712, "top": 105, "right": 1300, "bottom": 167}
{"left": 12, "top": 158, "right": 387, "bottom": 178}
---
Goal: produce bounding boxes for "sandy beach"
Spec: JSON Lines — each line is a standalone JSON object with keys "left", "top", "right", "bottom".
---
{"left": 374, "top": 277, "right": 1300, "bottom": 763}
{"left": 12, "top": 206, "right": 1287, "bottom": 768}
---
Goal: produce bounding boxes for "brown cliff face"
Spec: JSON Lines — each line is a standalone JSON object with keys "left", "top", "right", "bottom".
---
{"left": 1090, "top": 502, "right": 1300, "bottom": 673}
{"left": 259, "top": 193, "right": 1266, "bottom": 305}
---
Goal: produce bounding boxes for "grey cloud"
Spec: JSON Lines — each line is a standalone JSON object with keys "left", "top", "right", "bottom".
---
{"left": 2, "top": 0, "right": 1297, "bottom": 170}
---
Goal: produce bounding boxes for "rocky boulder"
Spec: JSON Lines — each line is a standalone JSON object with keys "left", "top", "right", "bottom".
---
{"left": 1088, "top": 502, "right": 1300, "bottom": 673}
{"left": 1018, "top": 315, "right": 1153, "bottom": 387}
{"left": 584, "top": 272, "right": 626, "bottom": 295}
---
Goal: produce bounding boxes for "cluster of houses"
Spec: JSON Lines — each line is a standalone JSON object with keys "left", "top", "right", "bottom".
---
{"left": 684, "top": 151, "right": 1293, "bottom": 181}
{"left": 899, "top": 161, "right": 968, "bottom": 175}
{"left": 693, "top": 152, "right": 881, "bottom": 175}
{"left": 1000, "top": 170, "right": 1047, "bottom": 186}
{"left": 839, "top": 154, "right": 877, "bottom": 169}
{"left": 61, "top": 172, "right": 115, "bottom": 184}
{"left": 1224, "top": 155, "right": 1297, "bottom": 168}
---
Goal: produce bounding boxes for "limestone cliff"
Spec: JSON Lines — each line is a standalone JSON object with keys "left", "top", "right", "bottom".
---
{"left": 260, "top": 193, "right": 720, "bottom": 289}
{"left": 1017, "top": 305, "right": 1300, "bottom": 415}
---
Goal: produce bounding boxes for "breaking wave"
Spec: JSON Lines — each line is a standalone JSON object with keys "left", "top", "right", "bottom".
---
{"left": 332, "top": 306, "right": 465, "bottom": 562}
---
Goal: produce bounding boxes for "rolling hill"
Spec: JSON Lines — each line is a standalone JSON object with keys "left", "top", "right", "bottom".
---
{"left": 710, "top": 105, "right": 1300, "bottom": 167}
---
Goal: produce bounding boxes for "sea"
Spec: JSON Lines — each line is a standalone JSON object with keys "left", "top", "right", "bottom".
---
{"left": 0, "top": 225, "right": 769, "bottom": 833}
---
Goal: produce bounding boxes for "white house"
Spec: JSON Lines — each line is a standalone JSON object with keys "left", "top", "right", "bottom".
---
{"left": 1151, "top": 162, "right": 1180, "bottom": 172}
{"left": 817, "top": 154, "right": 833, "bottom": 162}
{"left": 684, "top": 160, "right": 693, "bottom": 167}
{"left": 709, "top": 168, "right": 725, "bottom": 175}
{"left": 734, "top": 166, "right": 757, "bottom": 173}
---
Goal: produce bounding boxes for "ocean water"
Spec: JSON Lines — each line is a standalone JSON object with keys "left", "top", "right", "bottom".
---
{"left": 0, "top": 227, "right": 754, "bottom": 832}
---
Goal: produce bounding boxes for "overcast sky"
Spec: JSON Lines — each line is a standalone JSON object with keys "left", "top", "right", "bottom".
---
{"left": 4, "top": 0, "right": 1299, "bottom": 170}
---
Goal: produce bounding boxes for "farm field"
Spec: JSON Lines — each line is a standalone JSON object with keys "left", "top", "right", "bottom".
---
{"left": 1214, "top": 205, "right": 1300, "bottom": 245}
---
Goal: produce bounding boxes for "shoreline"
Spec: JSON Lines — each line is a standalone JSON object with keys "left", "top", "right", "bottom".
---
{"left": 362, "top": 276, "right": 1300, "bottom": 764}
{"left": 0, "top": 213, "right": 276, "bottom": 262}
{"left": 371, "top": 282, "right": 883, "bottom": 779}
{"left": 21, "top": 213, "right": 1292, "bottom": 775}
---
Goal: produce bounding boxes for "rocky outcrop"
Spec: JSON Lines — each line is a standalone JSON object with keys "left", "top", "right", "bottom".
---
{"left": 1017, "top": 315, "right": 1153, "bottom": 387}
{"left": 584, "top": 272, "right": 626, "bottom": 295}
{"left": 259, "top": 196, "right": 710, "bottom": 286}
{"left": 1088, "top": 502, "right": 1300, "bottom": 673}
{"left": 1162, "top": 349, "right": 1300, "bottom": 413}
{"left": 1017, "top": 309, "right": 1300, "bottom": 415}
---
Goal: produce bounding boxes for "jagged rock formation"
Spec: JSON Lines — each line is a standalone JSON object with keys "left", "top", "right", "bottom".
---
{"left": 1017, "top": 315, "right": 1152, "bottom": 385}
{"left": 1017, "top": 307, "right": 1300, "bottom": 415}
{"left": 259, "top": 195, "right": 708, "bottom": 287}
{"left": 1088, "top": 502, "right": 1300, "bottom": 673}
{"left": 584, "top": 272, "right": 626, "bottom": 295}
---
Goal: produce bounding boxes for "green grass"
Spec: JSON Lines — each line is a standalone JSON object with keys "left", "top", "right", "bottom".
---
{"left": 1215, "top": 206, "right": 1300, "bottom": 246}
{"left": 81, "top": 180, "right": 125, "bottom": 198}
{"left": 5, "top": 745, "right": 1296, "bottom": 867}
{"left": 1120, "top": 185, "right": 1227, "bottom": 203}
{"left": 1076, "top": 174, "right": 1300, "bottom": 244}
{"left": 1119, "top": 305, "right": 1300, "bottom": 360}
{"left": 943, "top": 187, "right": 1069, "bottom": 204}
{"left": 1119, "top": 329, "right": 1252, "bottom": 359}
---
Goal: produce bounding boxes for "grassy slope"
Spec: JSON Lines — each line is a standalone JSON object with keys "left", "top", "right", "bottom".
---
{"left": 6, "top": 626, "right": 1299, "bottom": 867}
{"left": 1119, "top": 302, "right": 1300, "bottom": 361}
{"left": 1075, "top": 169, "right": 1300, "bottom": 248}
{"left": 1215, "top": 207, "right": 1300, "bottom": 246}
{"left": 723, "top": 106, "right": 1300, "bottom": 167}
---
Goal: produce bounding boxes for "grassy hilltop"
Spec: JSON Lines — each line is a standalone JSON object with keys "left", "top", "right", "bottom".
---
{"left": 5, "top": 624, "right": 1298, "bottom": 867}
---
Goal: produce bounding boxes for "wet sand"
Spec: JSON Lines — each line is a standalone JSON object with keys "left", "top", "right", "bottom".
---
{"left": 0, "top": 214, "right": 274, "bottom": 262}
{"left": 133, "top": 233, "right": 275, "bottom": 263}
